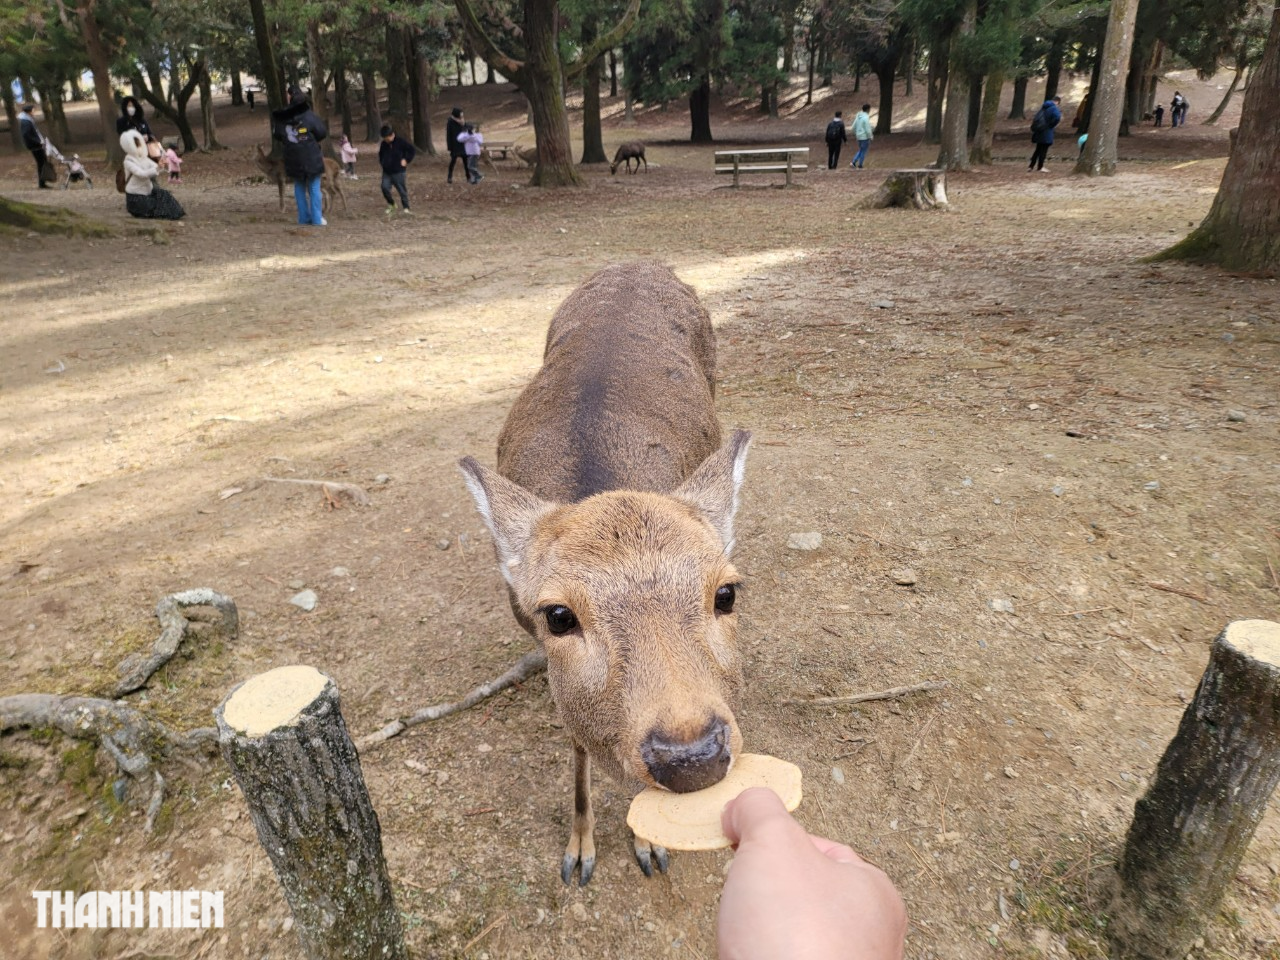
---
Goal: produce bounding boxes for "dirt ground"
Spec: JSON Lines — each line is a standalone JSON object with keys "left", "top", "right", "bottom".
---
{"left": 2, "top": 69, "right": 1278, "bottom": 960}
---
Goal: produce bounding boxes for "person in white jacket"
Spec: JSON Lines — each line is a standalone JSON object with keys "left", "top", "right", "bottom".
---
{"left": 120, "top": 130, "right": 184, "bottom": 220}
{"left": 851, "top": 104, "right": 874, "bottom": 169}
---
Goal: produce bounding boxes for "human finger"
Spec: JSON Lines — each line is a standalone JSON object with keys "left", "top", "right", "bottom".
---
{"left": 808, "top": 834, "right": 864, "bottom": 864}
{"left": 720, "top": 786, "right": 798, "bottom": 847}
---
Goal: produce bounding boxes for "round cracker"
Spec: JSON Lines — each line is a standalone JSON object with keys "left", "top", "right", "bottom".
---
{"left": 626, "top": 753, "right": 803, "bottom": 851}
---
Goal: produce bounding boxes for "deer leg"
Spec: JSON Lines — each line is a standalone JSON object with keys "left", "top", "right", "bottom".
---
{"left": 560, "top": 741, "right": 596, "bottom": 887}
{"left": 633, "top": 835, "right": 670, "bottom": 877}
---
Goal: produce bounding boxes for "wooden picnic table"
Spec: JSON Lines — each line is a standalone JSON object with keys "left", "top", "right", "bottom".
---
{"left": 713, "top": 147, "right": 809, "bottom": 187}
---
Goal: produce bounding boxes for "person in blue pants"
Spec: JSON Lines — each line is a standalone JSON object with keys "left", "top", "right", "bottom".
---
{"left": 272, "top": 86, "right": 329, "bottom": 226}
{"left": 851, "top": 104, "right": 874, "bottom": 169}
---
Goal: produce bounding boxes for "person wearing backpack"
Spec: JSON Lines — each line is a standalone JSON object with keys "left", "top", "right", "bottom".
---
{"left": 825, "top": 112, "right": 848, "bottom": 169}
{"left": 1028, "top": 95, "right": 1062, "bottom": 172}
{"left": 851, "top": 104, "right": 874, "bottom": 169}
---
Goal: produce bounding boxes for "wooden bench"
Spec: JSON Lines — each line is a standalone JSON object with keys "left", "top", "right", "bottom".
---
{"left": 714, "top": 147, "right": 809, "bottom": 187}
{"left": 871, "top": 168, "right": 949, "bottom": 209}
{"left": 484, "top": 140, "right": 517, "bottom": 161}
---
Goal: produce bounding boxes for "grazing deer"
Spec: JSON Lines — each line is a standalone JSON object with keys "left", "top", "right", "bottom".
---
{"left": 610, "top": 141, "right": 648, "bottom": 175}
{"left": 513, "top": 144, "right": 538, "bottom": 167}
{"left": 460, "top": 261, "right": 751, "bottom": 886}
{"left": 253, "top": 143, "right": 347, "bottom": 215}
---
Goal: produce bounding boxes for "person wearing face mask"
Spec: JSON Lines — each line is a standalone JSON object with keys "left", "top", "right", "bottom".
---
{"left": 117, "top": 96, "right": 153, "bottom": 139}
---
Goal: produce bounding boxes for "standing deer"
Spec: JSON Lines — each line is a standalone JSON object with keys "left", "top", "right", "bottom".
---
{"left": 253, "top": 143, "right": 347, "bottom": 215}
{"left": 610, "top": 141, "right": 648, "bottom": 175}
{"left": 460, "top": 261, "right": 751, "bottom": 886}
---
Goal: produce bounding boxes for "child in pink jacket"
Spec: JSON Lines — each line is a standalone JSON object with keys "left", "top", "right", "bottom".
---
{"left": 163, "top": 146, "right": 183, "bottom": 184}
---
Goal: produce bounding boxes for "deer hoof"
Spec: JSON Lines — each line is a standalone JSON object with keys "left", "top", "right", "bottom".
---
{"left": 561, "top": 850, "right": 595, "bottom": 887}
{"left": 633, "top": 838, "right": 670, "bottom": 877}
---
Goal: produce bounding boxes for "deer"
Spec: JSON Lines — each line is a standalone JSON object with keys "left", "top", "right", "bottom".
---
{"left": 610, "top": 141, "right": 648, "bottom": 175}
{"left": 253, "top": 143, "right": 347, "bottom": 216}
{"left": 459, "top": 261, "right": 751, "bottom": 887}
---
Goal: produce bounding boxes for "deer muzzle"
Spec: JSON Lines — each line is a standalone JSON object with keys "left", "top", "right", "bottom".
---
{"left": 641, "top": 717, "right": 732, "bottom": 793}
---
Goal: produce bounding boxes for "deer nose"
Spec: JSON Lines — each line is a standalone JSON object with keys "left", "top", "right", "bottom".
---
{"left": 642, "top": 718, "right": 732, "bottom": 793}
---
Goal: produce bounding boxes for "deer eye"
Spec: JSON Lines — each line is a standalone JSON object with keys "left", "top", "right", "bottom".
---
{"left": 714, "top": 584, "right": 736, "bottom": 614}
{"left": 545, "top": 605, "right": 578, "bottom": 635}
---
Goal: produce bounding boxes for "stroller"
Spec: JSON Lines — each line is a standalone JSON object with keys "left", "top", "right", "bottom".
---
{"left": 42, "top": 136, "right": 93, "bottom": 189}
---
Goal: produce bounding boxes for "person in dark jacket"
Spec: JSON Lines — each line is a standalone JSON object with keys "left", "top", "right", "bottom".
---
{"left": 116, "top": 96, "right": 153, "bottom": 139}
{"left": 824, "top": 111, "right": 847, "bottom": 169}
{"left": 272, "top": 86, "right": 329, "bottom": 226}
{"left": 446, "top": 106, "right": 466, "bottom": 184}
{"left": 18, "top": 103, "right": 53, "bottom": 188}
{"left": 378, "top": 124, "right": 416, "bottom": 214}
{"left": 1028, "top": 96, "right": 1062, "bottom": 172}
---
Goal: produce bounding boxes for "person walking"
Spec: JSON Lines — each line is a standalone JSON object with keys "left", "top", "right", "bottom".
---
{"left": 1028, "top": 95, "right": 1062, "bottom": 172}
{"left": 1170, "top": 92, "right": 1184, "bottom": 127}
{"left": 824, "top": 111, "right": 847, "bottom": 169}
{"left": 1154, "top": 103, "right": 1165, "bottom": 127}
{"left": 378, "top": 123, "right": 415, "bottom": 214}
{"left": 851, "top": 104, "right": 874, "bottom": 169}
{"left": 120, "top": 129, "right": 185, "bottom": 219}
{"left": 163, "top": 145, "right": 183, "bottom": 184}
{"left": 339, "top": 135, "right": 359, "bottom": 179}
{"left": 272, "top": 86, "right": 329, "bottom": 226}
{"left": 18, "top": 103, "right": 53, "bottom": 188}
{"left": 457, "top": 123, "right": 485, "bottom": 184}
{"left": 446, "top": 106, "right": 466, "bottom": 184}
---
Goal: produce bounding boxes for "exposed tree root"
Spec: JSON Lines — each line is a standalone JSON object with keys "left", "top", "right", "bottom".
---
{"left": 358, "top": 649, "right": 547, "bottom": 748}
{"left": 114, "top": 588, "right": 239, "bottom": 696}
{"left": 0, "top": 693, "right": 216, "bottom": 832}
{"left": 784, "top": 680, "right": 949, "bottom": 706}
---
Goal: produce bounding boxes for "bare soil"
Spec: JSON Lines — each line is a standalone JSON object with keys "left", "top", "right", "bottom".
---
{"left": 2, "top": 70, "right": 1278, "bottom": 960}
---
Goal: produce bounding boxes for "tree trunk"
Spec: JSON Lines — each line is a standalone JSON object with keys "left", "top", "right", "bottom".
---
{"left": 1121, "top": 40, "right": 1148, "bottom": 131}
{"left": 306, "top": 20, "right": 330, "bottom": 127}
{"left": 410, "top": 38, "right": 436, "bottom": 156}
{"left": 874, "top": 65, "right": 895, "bottom": 134}
{"left": 806, "top": 40, "right": 816, "bottom": 104}
{"left": 2, "top": 86, "right": 21, "bottom": 151}
{"left": 1044, "top": 38, "right": 1064, "bottom": 101}
{"left": 1157, "top": 6, "right": 1280, "bottom": 273}
{"left": 385, "top": 22, "right": 411, "bottom": 137}
{"left": 966, "top": 72, "right": 982, "bottom": 139}
{"left": 581, "top": 17, "right": 607, "bottom": 163}
{"left": 936, "top": 3, "right": 975, "bottom": 170}
{"left": 522, "top": 0, "right": 583, "bottom": 186}
{"left": 487, "top": 59, "right": 497, "bottom": 84}
{"left": 971, "top": 69, "right": 1003, "bottom": 164}
{"left": 1078, "top": 46, "right": 1104, "bottom": 134}
{"left": 609, "top": 50, "right": 618, "bottom": 96}
{"left": 68, "top": 75, "right": 84, "bottom": 101}
{"left": 249, "top": 0, "right": 286, "bottom": 155}
{"left": 75, "top": 0, "right": 124, "bottom": 166}
{"left": 1009, "top": 75, "right": 1028, "bottom": 118}
{"left": 198, "top": 64, "right": 223, "bottom": 150}
{"left": 1078, "top": 0, "right": 1139, "bottom": 175}
{"left": 853, "top": 61, "right": 862, "bottom": 92}
{"left": 38, "top": 86, "right": 70, "bottom": 146}
{"left": 230, "top": 70, "right": 243, "bottom": 106}
{"left": 361, "top": 69, "right": 381, "bottom": 141}
{"left": 136, "top": 59, "right": 201, "bottom": 153}
{"left": 690, "top": 74, "right": 713, "bottom": 143}
{"left": 1204, "top": 59, "right": 1246, "bottom": 125}
{"left": 902, "top": 35, "right": 915, "bottom": 97}
{"left": 1110, "top": 620, "right": 1280, "bottom": 959}
{"left": 216, "top": 667, "right": 408, "bottom": 960}
{"left": 1143, "top": 42, "right": 1164, "bottom": 117}
{"left": 624, "top": 88, "right": 635, "bottom": 123}
{"left": 334, "top": 61, "right": 352, "bottom": 139}
{"left": 925, "top": 38, "right": 948, "bottom": 144}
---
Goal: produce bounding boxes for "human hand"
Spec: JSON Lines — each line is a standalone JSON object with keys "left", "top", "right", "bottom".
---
{"left": 718, "top": 787, "right": 906, "bottom": 960}
{"left": 401, "top": 158, "right": 407, "bottom": 167}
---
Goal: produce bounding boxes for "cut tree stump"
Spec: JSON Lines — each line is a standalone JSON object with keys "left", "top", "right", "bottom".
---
{"left": 870, "top": 168, "right": 950, "bottom": 209}
{"left": 1110, "top": 619, "right": 1280, "bottom": 960}
{"left": 216, "top": 666, "right": 406, "bottom": 960}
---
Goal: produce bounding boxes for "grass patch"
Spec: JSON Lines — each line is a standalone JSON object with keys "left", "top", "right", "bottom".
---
{"left": 0, "top": 195, "right": 113, "bottom": 238}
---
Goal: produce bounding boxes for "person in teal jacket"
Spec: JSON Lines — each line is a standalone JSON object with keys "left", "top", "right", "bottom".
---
{"left": 851, "top": 105, "right": 874, "bottom": 169}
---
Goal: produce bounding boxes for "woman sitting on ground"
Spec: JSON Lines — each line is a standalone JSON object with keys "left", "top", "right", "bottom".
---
{"left": 120, "top": 130, "right": 185, "bottom": 220}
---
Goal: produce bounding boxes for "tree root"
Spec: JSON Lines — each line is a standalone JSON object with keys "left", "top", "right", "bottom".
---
{"left": 114, "top": 588, "right": 239, "bottom": 696}
{"left": 358, "top": 649, "right": 547, "bottom": 748}
{"left": 784, "top": 680, "right": 949, "bottom": 706}
{"left": 0, "top": 693, "right": 216, "bottom": 832}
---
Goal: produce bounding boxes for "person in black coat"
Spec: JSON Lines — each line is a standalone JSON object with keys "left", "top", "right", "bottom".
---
{"left": 272, "top": 86, "right": 329, "bottom": 226}
{"left": 18, "top": 103, "right": 53, "bottom": 188}
{"left": 446, "top": 106, "right": 466, "bottom": 184}
{"left": 117, "top": 96, "right": 153, "bottom": 139}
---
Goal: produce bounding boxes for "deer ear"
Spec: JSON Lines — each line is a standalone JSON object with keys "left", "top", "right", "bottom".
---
{"left": 459, "top": 458, "right": 553, "bottom": 586}
{"left": 674, "top": 429, "right": 752, "bottom": 554}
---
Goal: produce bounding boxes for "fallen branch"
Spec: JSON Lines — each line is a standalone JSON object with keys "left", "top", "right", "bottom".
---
{"left": 1146, "top": 581, "right": 1211, "bottom": 604}
{"left": 261, "top": 476, "right": 372, "bottom": 507}
{"left": 358, "top": 649, "right": 547, "bottom": 748}
{"left": 784, "top": 680, "right": 948, "bottom": 707}
{"left": 114, "top": 588, "right": 239, "bottom": 696}
{"left": 0, "top": 693, "right": 216, "bottom": 832}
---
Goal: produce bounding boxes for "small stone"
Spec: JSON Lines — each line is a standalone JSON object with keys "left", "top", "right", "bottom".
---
{"left": 569, "top": 902, "right": 588, "bottom": 922}
{"left": 435, "top": 771, "right": 450, "bottom": 786}
{"left": 872, "top": 300, "right": 895, "bottom": 309}
{"left": 1028, "top": 403, "right": 1040, "bottom": 411}
{"left": 890, "top": 568, "right": 917, "bottom": 586}
{"left": 1226, "top": 410, "right": 1247, "bottom": 423}
{"left": 282, "top": 917, "right": 293, "bottom": 933}
{"left": 289, "top": 590, "right": 317, "bottom": 612}
{"left": 961, "top": 477, "right": 973, "bottom": 487}
{"left": 287, "top": 579, "right": 306, "bottom": 590}
{"left": 1051, "top": 485, "right": 1064, "bottom": 497}
{"left": 374, "top": 473, "right": 391, "bottom": 484}
{"left": 832, "top": 767, "right": 846, "bottom": 785}
{"left": 1009, "top": 858, "right": 1020, "bottom": 871}
{"left": 331, "top": 566, "right": 350, "bottom": 578}
{"left": 1143, "top": 481, "right": 1160, "bottom": 492}
{"left": 1003, "top": 766, "right": 1019, "bottom": 779}
{"left": 787, "top": 532, "right": 823, "bottom": 551}
{"left": 990, "top": 599, "right": 1015, "bottom": 614}
{"left": 477, "top": 743, "right": 493, "bottom": 753}
{"left": 1221, "top": 332, "right": 1235, "bottom": 343}
{"left": 437, "top": 539, "right": 451, "bottom": 551}
{"left": 644, "top": 921, "right": 656, "bottom": 932}
{"left": 405, "top": 759, "right": 429, "bottom": 774}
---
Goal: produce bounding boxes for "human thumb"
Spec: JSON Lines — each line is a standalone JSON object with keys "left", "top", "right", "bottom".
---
{"left": 721, "top": 787, "right": 802, "bottom": 848}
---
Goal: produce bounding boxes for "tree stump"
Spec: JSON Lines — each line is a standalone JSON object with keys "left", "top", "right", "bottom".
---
{"left": 216, "top": 666, "right": 406, "bottom": 960}
{"left": 870, "top": 168, "right": 949, "bottom": 209}
{"left": 1110, "top": 619, "right": 1280, "bottom": 960}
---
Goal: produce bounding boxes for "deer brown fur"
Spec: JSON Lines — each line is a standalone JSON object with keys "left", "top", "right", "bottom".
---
{"left": 610, "top": 141, "right": 648, "bottom": 174}
{"left": 460, "top": 261, "right": 751, "bottom": 886}
{"left": 253, "top": 143, "right": 347, "bottom": 215}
